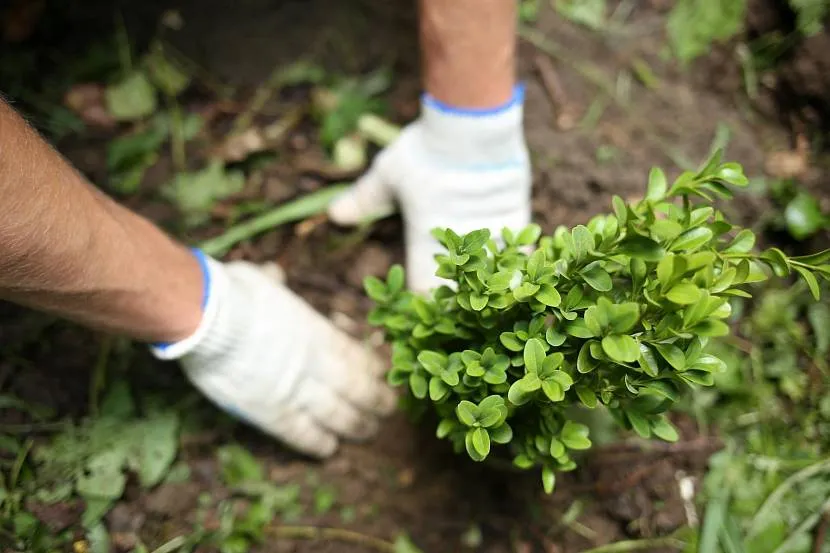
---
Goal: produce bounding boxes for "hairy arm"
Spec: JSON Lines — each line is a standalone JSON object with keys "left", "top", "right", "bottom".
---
{"left": 0, "top": 99, "right": 202, "bottom": 343}
{"left": 419, "top": 0, "right": 517, "bottom": 107}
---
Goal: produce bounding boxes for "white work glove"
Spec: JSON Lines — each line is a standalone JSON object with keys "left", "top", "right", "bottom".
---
{"left": 150, "top": 250, "right": 395, "bottom": 458}
{"left": 328, "top": 85, "right": 532, "bottom": 293}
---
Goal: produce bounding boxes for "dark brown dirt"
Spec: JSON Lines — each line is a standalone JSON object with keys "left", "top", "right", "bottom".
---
{"left": 2, "top": 1, "right": 827, "bottom": 552}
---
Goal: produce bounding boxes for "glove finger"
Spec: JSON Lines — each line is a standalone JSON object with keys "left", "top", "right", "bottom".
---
{"left": 327, "top": 158, "right": 396, "bottom": 226}
{"left": 317, "top": 333, "right": 397, "bottom": 416}
{"left": 297, "top": 378, "right": 379, "bottom": 441}
{"left": 260, "top": 408, "right": 339, "bottom": 459}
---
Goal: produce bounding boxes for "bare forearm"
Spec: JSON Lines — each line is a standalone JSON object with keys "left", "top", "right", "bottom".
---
{"left": 0, "top": 100, "right": 202, "bottom": 342}
{"left": 419, "top": 0, "right": 517, "bottom": 107}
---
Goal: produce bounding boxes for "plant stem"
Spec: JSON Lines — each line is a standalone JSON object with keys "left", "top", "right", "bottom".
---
{"left": 576, "top": 537, "right": 686, "bottom": 553}
{"left": 266, "top": 525, "right": 396, "bottom": 552}
{"left": 170, "top": 100, "right": 186, "bottom": 172}
{"left": 150, "top": 535, "right": 188, "bottom": 553}
{"left": 199, "top": 184, "right": 350, "bottom": 257}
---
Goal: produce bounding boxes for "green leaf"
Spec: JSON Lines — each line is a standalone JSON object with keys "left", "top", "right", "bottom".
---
{"left": 561, "top": 421, "right": 592, "bottom": 450}
{"left": 409, "top": 373, "right": 428, "bottom": 399}
{"left": 418, "top": 351, "right": 447, "bottom": 375}
{"left": 566, "top": 319, "right": 597, "bottom": 338}
{"left": 462, "top": 229, "right": 490, "bottom": 253}
{"left": 488, "top": 271, "right": 514, "bottom": 292}
{"left": 541, "top": 380, "right": 564, "bottom": 402}
{"left": 137, "top": 412, "right": 179, "bottom": 487}
{"left": 601, "top": 334, "right": 640, "bottom": 363}
{"left": 572, "top": 225, "right": 595, "bottom": 258}
{"left": 627, "top": 411, "right": 651, "bottom": 438}
{"left": 536, "top": 284, "right": 562, "bottom": 307}
{"left": 689, "top": 206, "right": 714, "bottom": 227}
{"left": 666, "top": 282, "right": 701, "bottom": 304}
{"left": 516, "top": 224, "right": 542, "bottom": 245}
{"left": 470, "top": 428, "right": 490, "bottom": 459}
{"left": 792, "top": 249, "right": 830, "bottom": 265}
{"left": 526, "top": 249, "right": 545, "bottom": 280}
{"left": 144, "top": 46, "right": 191, "bottom": 96}
{"left": 647, "top": 167, "right": 667, "bottom": 201}
{"left": 723, "top": 229, "right": 755, "bottom": 253}
{"left": 456, "top": 401, "right": 479, "bottom": 426}
{"left": 364, "top": 277, "right": 388, "bottom": 302}
{"left": 429, "top": 377, "right": 449, "bottom": 401}
{"left": 760, "top": 247, "right": 791, "bottom": 277}
{"left": 577, "top": 342, "right": 598, "bottom": 373}
{"left": 613, "top": 195, "right": 628, "bottom": 226}
{"left": 523, "top": 338, "right": 547, "bottom": 374}
{"left": 581, "top": 265, "right": 612, "bottom": 291}
{"left": 546, "top": 326, "right": 567, "bottom": 347}
{"left": 576, "top": 386, "right": 598, "bottom": 408}
{"left": 638, "top": 343, "right": 660, "bottom": 377}
{"left": 490, "top": 423, "right": 513, "bottom": 444}
{"left": 514, "top": 281, "right": 541, "bottom": 301}
{"left": 654, "top": 343, "right": 686, "bottom": 370}
{"left": 218, "top": 444, "right": 264, "bottom": 486}
{"left": 785, "top": 192, "right": 827, "bottom": 240}
{"left": 671, "top": 227, "right": 713, "bottom": 252}
{"left": 645, "top": 380, "right": 678, "bottom": 401}
{"left": 162, "top": 161, "right": 245, "bottom": 227}
{"left": 618, "top": 236, "right": 664, "bottom": 261}
{"left": 651, "top": 417, "right": 679, "bottom": 441}
{"left": 542, "top": 466, "right": 556, "bottom": 494}
{"left": 470, "top": 293, "right": 488, "bottom": 311}
{"left": 507, "top": 376, "right": 539, "bottom": 405}
{"left": 386, "top": 265, "right": 405, "bottom": 294}
{"left": 554, "top": 0, "right": 606, "bottom": 29}
{"left": 77, "top": 450, "right": 127, "bottom": 500}
{"left": 105, "top": 71, "right": 158, "bottom": 121}
{"left": 808, "top": 303, "right": 830, "bottom": 356}
{"left": 794, "top": 266, "right": 820, "bottom": 301}
{"left": 689, "top": 319, "right": 730, "bottom": 337}
{"left": 500, "top": 332, "right": 524, "bottom": 352}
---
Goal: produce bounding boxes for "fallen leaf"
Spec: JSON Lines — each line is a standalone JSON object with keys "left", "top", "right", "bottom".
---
{"left": 105, "top": 71, "right": 158, "bottom": 121}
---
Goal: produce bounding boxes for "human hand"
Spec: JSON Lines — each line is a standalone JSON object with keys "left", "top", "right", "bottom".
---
{"left": 328, "top": 86, "right": 532, "bottom": 293}
{"left": 151, "top": 252, "right": 395, "bottom": 458}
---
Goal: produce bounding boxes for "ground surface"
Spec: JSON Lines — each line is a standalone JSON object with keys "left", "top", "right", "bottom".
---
{"left": 3, "top": 1, "right": 829, "bottom": 552}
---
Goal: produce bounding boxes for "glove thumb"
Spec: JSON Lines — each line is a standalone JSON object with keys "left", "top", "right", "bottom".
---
{"left": 327, "top": 158, "right": 396, "bottom": 226}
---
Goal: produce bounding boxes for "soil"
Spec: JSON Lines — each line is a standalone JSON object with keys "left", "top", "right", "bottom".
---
{"left": 2, "top": 1, "right": 829, "bottom": 552}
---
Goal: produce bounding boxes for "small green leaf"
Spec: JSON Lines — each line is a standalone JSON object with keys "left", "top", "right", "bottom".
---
{"left": 470, "top": 428, "right": 490, "bottom": 459}
{"left": 561, "top": 421, "right": 591, "bottom": 450}
{"left": 429, "top": 377, "right": 449, "bottom": 401}
{"left": 671, "top": 227, "right": 713, "bottom": 252}
{"left": 651, "top": 416, "right": 679, "bottom": 442}
{"left": 794, "top": 266, "right": 820, "bottom": 301}
{"left": 601, "top": 334, "right": 640, "bottom": 363}
{"left": 364, "top": 277, "right": 388, "bottom": 301}
{"left": 723, "top": 229, "right": 755, "bottom": 253}
{"left": 524, "top": 338, "right": 547, "bottom": 374}
{"left": 490, "top": 423, "right": 513, "bottom": 444}
{"left": 689, "top": 207, "right": 714, "bottom": 227}
{"left": 470, "top": 293, "right": 488, "bottom": 311}
{"left": 516, "top": 224, "right": 542, "bottom": 245}
{"left": 638, "top": 343, "right": 660, "bottom": 377}
{"left": 542, "top": 466, "right": 556, "bottom": 494}
{"left": 785, "top": 192, "right": 827, "bottom": 240}
{"left": 409, "top": 373, "right": 428, "bottom": 399}
{"left": 546, "top": 326, "right": 567, "bottom": 347}
{"left": 105, "top": 71, "right": 158, "bottom": 121}
{"left": 500, "top": 332, "right": 524, "bottom": 352}
{"left": 654, "top": 343, "right": 686, "bottom": 370}
{"left": 462, "top": 229, "right": 490, "bottom": 253}
{"left": 581, "top": 265, "right": 613, "bottom": 291}
{"left": 627, "top": 411, "right": 651, "bottom": 438}
{"left": 536, "top": 284, "right": 562, "bottom": 307}
{"left": 541, "top": 380, "right": 564, "bottom": 402}
{"left": 575, "top": 386, "right": 598, "bottom": 408}
{"left": 575, "top": 344, "right": 596, "bottom": 377}
{"left": 418, "top": 351, "right": 447, "bottom": 375}
{"left": 666, "top": 282, "right": 701, "bottom": 304}
{"left": 456, "top": 401, "right": 479, "bottom": 426}
{"left": 572, "top": 225, "right": 595, "bottom": 258}
{"left": 689, "top": 319, "right": 730, "bottom": 337}
{"left": 618, "top": 236, "right": 664, "bottom": 261}
{"left": 613, "top": 195, "right": 628, "bottom": 225}
{"left": 647, "top": 167, "right": 667, "bottom": 201}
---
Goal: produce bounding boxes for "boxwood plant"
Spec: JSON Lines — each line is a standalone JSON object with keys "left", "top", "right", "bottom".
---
{"left": 365, "top": 151, "right": 829, "bottom": 493}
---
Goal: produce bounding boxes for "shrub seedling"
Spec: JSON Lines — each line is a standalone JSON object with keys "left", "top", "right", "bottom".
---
{"left": 366, "top": 150, "right": 829, "bottom": 493}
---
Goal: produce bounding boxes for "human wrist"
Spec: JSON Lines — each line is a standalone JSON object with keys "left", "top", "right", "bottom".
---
{"left": 150, "top": 249, "right": 218, "bottom": 359}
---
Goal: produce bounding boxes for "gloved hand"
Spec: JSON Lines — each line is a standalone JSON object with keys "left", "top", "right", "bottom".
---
{"left": 328, "top": 85, "right": 532, "bottom": 293}
{"left": 150, "top": 251, "right": 395, "bottom": 458}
